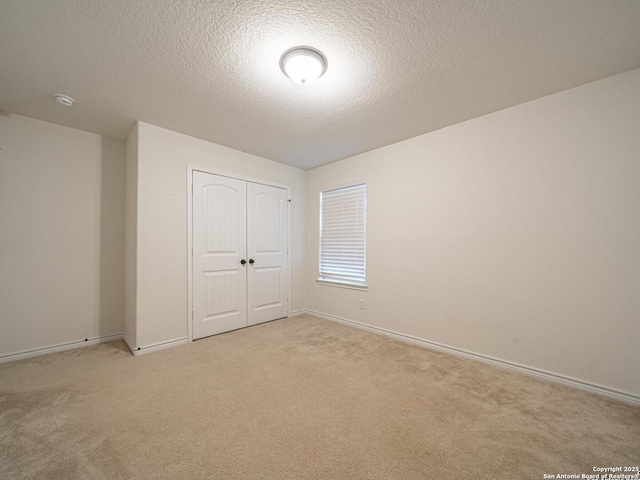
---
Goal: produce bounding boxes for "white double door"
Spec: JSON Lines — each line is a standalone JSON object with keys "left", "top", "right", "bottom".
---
{"left": 192, "top": 171, "right": 289, "bottom": 340}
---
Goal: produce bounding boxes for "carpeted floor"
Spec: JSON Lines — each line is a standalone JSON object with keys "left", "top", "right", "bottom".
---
{"left": 1, "top": 315, "right": 638, "bottom": 479}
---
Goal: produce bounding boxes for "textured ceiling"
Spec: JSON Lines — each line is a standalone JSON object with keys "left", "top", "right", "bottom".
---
{"left": 1, "top": 1, "right": 640, "bottom": 170}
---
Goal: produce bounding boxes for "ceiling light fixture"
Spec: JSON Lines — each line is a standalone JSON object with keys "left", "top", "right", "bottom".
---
{"left": 280, "top": 47, "right": 327, "bottom": 85}
{"left": 54, "top": 94, "right": 75, "bottom": 106}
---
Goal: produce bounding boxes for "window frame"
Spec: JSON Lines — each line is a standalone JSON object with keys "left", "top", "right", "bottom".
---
{"left": 317, "top": 181, "right": 367, "bottom": 290}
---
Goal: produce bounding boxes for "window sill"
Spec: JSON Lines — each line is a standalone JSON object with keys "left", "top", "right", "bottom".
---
{"left": 316, "top": 279, "right": 368, "bottom": 291}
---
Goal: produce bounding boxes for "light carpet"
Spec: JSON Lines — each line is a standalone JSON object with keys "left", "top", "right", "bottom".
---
{"left": 1, "top": 315, "right": 638, "bottom": 479}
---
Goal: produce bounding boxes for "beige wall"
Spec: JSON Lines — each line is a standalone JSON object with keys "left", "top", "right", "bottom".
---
{"left": 124, "top": 123, "right": 139, "bottom": 348}
{"left": 306, "top": 69, "right": 640, "bottom": 397}
{"left": 134, "top": 122, "right": 306, "bottom": 349}
{"left": 0, "top": 114, "right": 125, "bottom": 357}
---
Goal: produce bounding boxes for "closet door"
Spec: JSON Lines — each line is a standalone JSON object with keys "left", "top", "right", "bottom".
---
{"left": 247, "top": 182, "right": 289, "bottom": 326}
{"left": 193, "top": 172, "right": 247, "bottom": 339}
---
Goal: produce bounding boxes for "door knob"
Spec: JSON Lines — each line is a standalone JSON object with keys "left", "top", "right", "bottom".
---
{"left": 249, "top": 259, "right": 255, "bottom": 264}
{"left": 240, "top": 259, "right": 247, "bottom": 265}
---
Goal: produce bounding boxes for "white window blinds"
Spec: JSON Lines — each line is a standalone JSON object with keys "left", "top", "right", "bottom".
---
{"left": 319, "top": 183, "right": 366, "bottom": 286}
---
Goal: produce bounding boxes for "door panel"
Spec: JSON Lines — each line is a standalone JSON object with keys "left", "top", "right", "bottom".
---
{"left": 204, "top": 270, "right": 240, "bottom": 317}
{"left": 247, "top": 183, "right": 289, "bottom": 325}
{"left": 193, "top": 172, "right": 247, "bottom": 339}
{"left": 253, "top": 267, "right": 282, "bottom": 309}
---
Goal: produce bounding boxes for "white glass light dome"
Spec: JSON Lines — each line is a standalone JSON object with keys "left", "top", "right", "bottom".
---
{"left": 280, "top": 47, "right": 327, "bottom": 85}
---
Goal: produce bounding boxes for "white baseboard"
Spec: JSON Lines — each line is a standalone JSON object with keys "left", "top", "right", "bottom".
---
{"left": 133, "top": 337, "right": 188, "bottom": 356}
{"left": 289, "top": 309, "right": 307, "bottom": 317}
{"left": 123, "top": 335, "right": 135, "bottom": 355}
{"left": 304, "top": 310, "right": 640, "bottom": 406}
{"left": 0, "top": 334, "right": 124, "bottom": 364}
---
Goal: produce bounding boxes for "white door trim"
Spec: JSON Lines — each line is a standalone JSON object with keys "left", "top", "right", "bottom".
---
{"left": 186, "top": 164, "right": 291, "bottom": 342}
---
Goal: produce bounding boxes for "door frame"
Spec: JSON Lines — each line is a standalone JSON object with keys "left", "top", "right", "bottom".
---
{"left": 186, "top": 164, "right": 291, "bottom": 342}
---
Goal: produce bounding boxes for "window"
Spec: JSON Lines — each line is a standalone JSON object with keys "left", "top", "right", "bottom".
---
{"left": 319, "top": 182, "right": 367, "bottom": 288}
